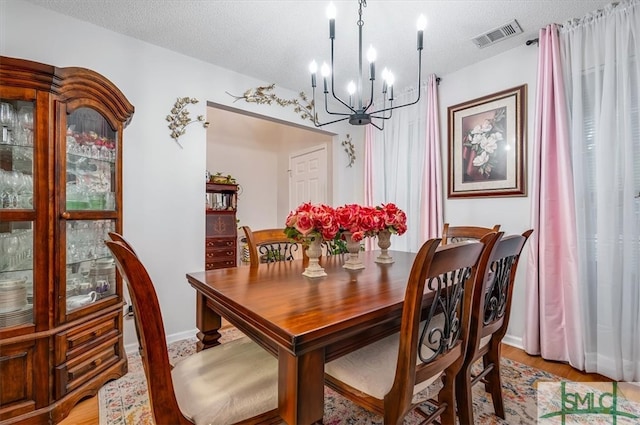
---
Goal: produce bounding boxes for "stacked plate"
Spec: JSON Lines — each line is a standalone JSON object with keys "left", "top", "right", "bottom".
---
{"left": 0, "top": 278, "right": 32, "bottom": 327}
{"left": 89, "top": 259, "right": 116, "bottom": 295}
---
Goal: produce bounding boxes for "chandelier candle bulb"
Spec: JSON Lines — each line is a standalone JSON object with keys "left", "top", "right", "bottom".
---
{"left": 327, "top": 2, "right": 336, "bottom": 39}
{"left": 417, "top": 14, "right": 427, "bottom": 50}
{"left": 367, "top": 45, "right": 376, "bottom": 80}
{"left": 309, "top": 61, "right": 318, "bottom": 87}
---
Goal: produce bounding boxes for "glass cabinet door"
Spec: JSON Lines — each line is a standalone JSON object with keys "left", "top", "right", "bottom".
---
{"left": 65, "top": 107, "right": 116, "bottom": 211}
{"left": 0, "top": 98, "right": 35, "bottom": 329}
{"left": 65, "top": 219, "right": 116, "bottom": 313}
{"left": 1, "top": 99, "right": 34, "bottom": 209}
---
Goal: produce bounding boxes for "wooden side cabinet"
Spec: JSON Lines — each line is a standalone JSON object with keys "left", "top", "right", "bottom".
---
{"left": 0, "top": 56, "right": 134, "bottom": 424}
{"left": 205, "top": 183, "right": 238, "bottom": 270}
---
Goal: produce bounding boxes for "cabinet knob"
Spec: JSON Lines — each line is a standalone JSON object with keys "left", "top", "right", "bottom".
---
{"left": 61, "top": 212, "right": 71, "bottom": 219}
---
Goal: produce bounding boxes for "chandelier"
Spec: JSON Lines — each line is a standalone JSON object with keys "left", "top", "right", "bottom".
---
{"left": 309, "top": 0, "right": 426, "bottom": 130}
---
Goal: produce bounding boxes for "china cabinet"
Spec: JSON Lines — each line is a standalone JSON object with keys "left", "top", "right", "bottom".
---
{"left": 0, "top": 56, "right": 134, "bottom": 424}
{"left": 205, "top": 183, "right": 238, "bottom": 270}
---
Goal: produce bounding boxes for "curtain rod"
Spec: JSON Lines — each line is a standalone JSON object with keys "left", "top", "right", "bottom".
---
{"left": 526, "top": 38, "right": 539, "bottom": 46}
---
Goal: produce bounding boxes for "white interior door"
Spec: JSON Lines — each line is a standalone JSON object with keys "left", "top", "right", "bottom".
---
{"left": 289, "top": 145, "right": 327, "bottom": 209}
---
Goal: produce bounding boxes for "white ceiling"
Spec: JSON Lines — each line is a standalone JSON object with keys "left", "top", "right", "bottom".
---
{"left": 26, "top": 0, "right": 612, "bottom": 95}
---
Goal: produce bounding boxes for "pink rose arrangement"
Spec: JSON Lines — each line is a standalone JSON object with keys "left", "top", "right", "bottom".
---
{"left": 335, "top": 204, "right": 383, "bottom": 242}
{"left": 378, "top": 203, "right": 408, "bottom": 235}
{"left": 284, "top": 202, "right": 407, "bottom": 244}
{"left": 284, "top": 202, "right": 339, "bottom": 243}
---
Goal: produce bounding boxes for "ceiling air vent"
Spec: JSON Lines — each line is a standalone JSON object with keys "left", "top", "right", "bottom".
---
{"left": 471, "top": 19, "right": 523, "bottom": 48}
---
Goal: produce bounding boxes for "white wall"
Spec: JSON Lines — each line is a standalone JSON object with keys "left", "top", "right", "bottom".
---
{"left": 2, "top": 1, "right": 535, "bottom": 348}
{"left": 1, "top": 1, "right": 351, "bottom": 347}
{"left": 438, "top": 44, "right": 538, "bottom": 347}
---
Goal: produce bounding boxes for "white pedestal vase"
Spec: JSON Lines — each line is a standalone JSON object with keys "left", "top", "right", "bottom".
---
{"left": 375, "top": 229, "right": 394, "bottom": 264}
{"left": 302, "top": 237, "right": 326, "bottom": 278}
{"left": 343, "top": 232, "right": 365, "bottom": 270}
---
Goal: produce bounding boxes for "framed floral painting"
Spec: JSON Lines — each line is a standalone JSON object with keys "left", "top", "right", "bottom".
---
{"left": 447, "top": 84, "right": 527, "bottom": 198}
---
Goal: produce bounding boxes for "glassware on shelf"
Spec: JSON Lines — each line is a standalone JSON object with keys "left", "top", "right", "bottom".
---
{"left": 0, "top": 102, "right": 16, "bottom": 144}
{"left": 16, "top": 107, "right": 34, "bottom": 146}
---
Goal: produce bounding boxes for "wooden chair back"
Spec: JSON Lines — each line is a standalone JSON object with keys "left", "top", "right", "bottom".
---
{"left": 478, "top": 229, "right": 533, "bottom": 340}
{"left": 241, "top": 226, "right": 302, "bottom": 267}
{"left": 441, "top": 223, "right": 500, "bottom": 245}
{"left": 107, "top": 231, "right": 136, "bottom": 256}
{"left": 455, "top": 229, "right": 533, "bottom": 424}
{"left": 105, "top": 240, "right": 189, "bottom": 424}
{"left": 387, "top": 232, "right": 500, "bottom": 422}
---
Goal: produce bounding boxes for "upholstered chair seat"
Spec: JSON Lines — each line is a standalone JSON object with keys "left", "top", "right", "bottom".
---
{"left": 172, "top": 337, "right": 278, "bottom": 425}
{"left": 325, "top": 324, "right": 444, "bottom": 404}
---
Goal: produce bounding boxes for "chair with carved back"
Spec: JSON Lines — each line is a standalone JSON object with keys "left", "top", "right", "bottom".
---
{"left": 241, "top": 226, "right": 305, "bottom": 267}
{"left": 104, "top": 240, "right": 280, "bottom": 425}
{"left": 322, "top": 235, "right": 348, "bottom": 256}
{"left": 455, "top": 229, "right": 533, "bottom": 425}
{"left": 441, "top": 223, "right": 501, "bottom": 245}
{"left": 324, "top": 233, "right": 500, "bottom": 425}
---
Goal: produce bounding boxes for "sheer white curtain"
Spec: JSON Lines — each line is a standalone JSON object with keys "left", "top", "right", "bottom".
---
{"left": 560, "top": 0, "right": 640, "bottom": 381}
{"left": 372, "top": 86, "right": 426, "bottom": 252}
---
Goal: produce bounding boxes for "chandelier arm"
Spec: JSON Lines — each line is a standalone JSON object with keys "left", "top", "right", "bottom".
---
{"left": 368, "top": 50, "right": 423, "bottom": 116}
{"left": 329, "top": 38, "right": 357, "bottom": 113}
{"left": 362, "top": 78, "right": 376, "bottom": 113}
{"left": 313, "top": 115, "right": 351, "bottom": 128}
{"left": 369, "top": 120, "right": 383, "bottom": 131}
{"left": 323, "top": 92, "right": 352, "bottom": 117}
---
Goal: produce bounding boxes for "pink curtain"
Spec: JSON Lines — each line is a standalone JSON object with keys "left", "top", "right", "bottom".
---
{"left": 523, "top": 25, "right": 584, "bottom": 369}
{"left": 420, "top": 74, "right": 443, "bottom": 242}
{"left": 364, "top": 123, "right": 375, "bottom": 251}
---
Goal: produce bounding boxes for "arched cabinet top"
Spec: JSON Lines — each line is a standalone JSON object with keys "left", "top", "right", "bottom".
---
{"left": 0, "top": 55, "right": 134, "bottom": 126}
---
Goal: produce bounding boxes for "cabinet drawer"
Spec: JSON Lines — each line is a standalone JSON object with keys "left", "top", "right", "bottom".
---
{"left": 55, "top": 336, "right": 121, "bottom": 398}
{"left": 55, "top": 310, "right": 121, "bottom": 364}
{"left": 206, "top": 238, "right": 236, "bottom": 249}
{"left": 205, "top": 248, "right": 236, "bottom": 260}
{"left": 206, "top": 259, "right": 236, "bottom": 270}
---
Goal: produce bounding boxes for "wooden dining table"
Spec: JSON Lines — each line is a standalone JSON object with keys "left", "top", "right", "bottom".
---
{"left": 185, "top": 249, "right": 419, "bottom": 425}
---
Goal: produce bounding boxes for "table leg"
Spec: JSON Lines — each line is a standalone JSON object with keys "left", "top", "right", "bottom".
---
{"left": 278, "top": 347, "right": 325, "bottom": 425}
{"left": 195, "top": 292, "right": 222, "bottom": 351}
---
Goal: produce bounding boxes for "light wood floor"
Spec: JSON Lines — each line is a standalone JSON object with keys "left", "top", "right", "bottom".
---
{"left": 58, "top": 344, "right": 610, "bottom": 425}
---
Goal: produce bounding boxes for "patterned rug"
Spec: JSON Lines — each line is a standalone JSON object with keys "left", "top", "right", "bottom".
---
{"left": 99, "top": 328, "right": 559, "bottom": 425}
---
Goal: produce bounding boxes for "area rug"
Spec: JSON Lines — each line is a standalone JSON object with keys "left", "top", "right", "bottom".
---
{"left": 99, "top": 327, "right": 559, "bottom": 425}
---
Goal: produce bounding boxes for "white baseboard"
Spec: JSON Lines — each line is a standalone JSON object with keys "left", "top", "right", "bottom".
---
{"left": 502, "top": 334, "right": 524, "bottom": 350}
{"left": 124, "top": 328, "right": 199, "bottom": 354}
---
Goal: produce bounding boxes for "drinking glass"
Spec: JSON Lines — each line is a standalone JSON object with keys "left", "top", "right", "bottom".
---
{"left": 0, "top": 102, "right": 16, "bottom": 143}
{"left": 17, "top": 107, "right": 34, "bottom": 146}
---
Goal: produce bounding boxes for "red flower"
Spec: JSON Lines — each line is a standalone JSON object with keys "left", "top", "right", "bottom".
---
{"left": 284, "top": 203, "right": 339, "bottom": 242}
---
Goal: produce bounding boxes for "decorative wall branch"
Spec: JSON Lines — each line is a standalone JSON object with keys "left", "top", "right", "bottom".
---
{"left": 342, "top": 134, "right": 356, "bottom": 167}
{"left": 226, "top": 84, "right": 317, "bottom": 124}
{"left": 166, "top": 97, "right": 209, "bottom": 146}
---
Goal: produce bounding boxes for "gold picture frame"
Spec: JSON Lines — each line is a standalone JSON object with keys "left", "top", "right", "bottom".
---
{"left": 447, "top": 84, "right": 527, "bottom": 198}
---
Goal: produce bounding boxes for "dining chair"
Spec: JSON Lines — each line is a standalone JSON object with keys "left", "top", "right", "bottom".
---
{"left": 104, "top": 240, "right": 280, "bottom": 425}
{"left": 107, "top": 231, "right": 136, "bottom": 255}
{"left": 455, "top": 229, "right": 533, "bottom": 425}
{"left": 441, "top": 223, "right": 501, "bottom": 245}
{"left": 324, "top": 233, "right": 500, "bottom": 425}
{"left": 241, "top": 225, "right": 302, "bottom": 267}
{"left": 322, "top": 236, "right": 348, "bottom": 256}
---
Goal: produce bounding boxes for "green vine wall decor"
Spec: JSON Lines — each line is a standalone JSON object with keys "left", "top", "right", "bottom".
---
{"left": 226, "top": 84, "right": 317, "bottom": 124}
{"left": 342, "top": 134, "right": 356, "bottom": 167}
{"left": 166, "top": 97, "right": 210, "bottom": 146}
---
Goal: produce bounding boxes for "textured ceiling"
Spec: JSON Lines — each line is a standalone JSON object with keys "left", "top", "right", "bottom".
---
{"left": 26, "top": 0, "right": 612, "bottom": 95}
